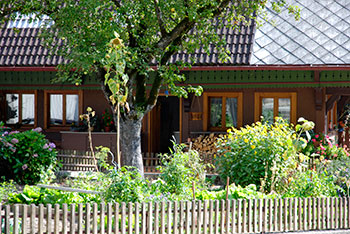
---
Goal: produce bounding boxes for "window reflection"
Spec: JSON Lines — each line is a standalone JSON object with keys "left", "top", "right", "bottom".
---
{"left": 210, "top": 98, "right": 222, "bottom": 127}
{"left": 66, "top": 95, "right": 79, "bottom": 124}
{"left": 226, "top": 98, "right": 237, "bottom": 127}
{"left": 262, "top": 98, "right": 274, "bottom": 122}
{"left": 6, "top": 94, "right": 19, "bottom": 124}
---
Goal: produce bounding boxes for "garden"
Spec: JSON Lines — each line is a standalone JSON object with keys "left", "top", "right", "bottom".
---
{"left": 1, "top": 117, "right": 350, "bottom": 233}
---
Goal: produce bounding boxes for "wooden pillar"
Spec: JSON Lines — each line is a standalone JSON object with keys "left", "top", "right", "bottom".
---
{"left": 314, "top": 87, "right": 326, "bottom": 134}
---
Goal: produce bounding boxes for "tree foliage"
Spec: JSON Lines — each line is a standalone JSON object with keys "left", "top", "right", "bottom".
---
{"left": 1, "top": 0, "right": 299, "bottom": 170}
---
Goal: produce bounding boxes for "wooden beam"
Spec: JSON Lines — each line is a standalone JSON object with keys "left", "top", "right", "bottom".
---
{"left": 314, "top": 88, "right": 324, "bottom": 111}
{"left": 326, "top": 95, "right": 340, "bottom": 113}
{"left": 337, "top": 96, "right": 350, "bottom": 118}
{"left": 326, "top": 88, "right": 350, "bottom": 95}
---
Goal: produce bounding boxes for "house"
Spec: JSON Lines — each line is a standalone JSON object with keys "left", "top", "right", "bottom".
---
{"left": 1, "top": 0, "right": 350, "bottom": 156}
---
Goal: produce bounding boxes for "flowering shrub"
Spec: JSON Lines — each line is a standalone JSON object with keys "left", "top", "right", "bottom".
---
{"left": 0, "top": 128, "right": 58, "bottom": 184}
{"left": 216, "top": 117, "right": 312, "bottom": 193}
{"left": 303, "top": 133, "right": 349, "bottom": 160}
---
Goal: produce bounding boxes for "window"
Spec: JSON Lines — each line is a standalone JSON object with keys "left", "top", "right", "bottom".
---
{"left": 203, "top": 92, "right": 243, "bottom": 131}
{"left": 254, "top": 92, "right": 297, "bottom": 123}
{"left": 4, "top": 91, "right": 37, "bottom": 126}
{"left": 44, "top": 91, "right": 82, "bottom": 128}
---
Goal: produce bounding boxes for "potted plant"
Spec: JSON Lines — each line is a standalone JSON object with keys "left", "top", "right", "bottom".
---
{"left": 102, "top": 109, "right": 114, "bottom": 132}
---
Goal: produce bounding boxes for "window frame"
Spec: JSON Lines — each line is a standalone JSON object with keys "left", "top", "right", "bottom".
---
{"left": 203, "top": 92, "right": 243, "bottom": 131}
{"left": 44, "top": 90, "right": 83, "bottom": 129}
{"left": 3, "top": 90, "right": 38, "bottom": 127}
{"left": 254, "top": 92, "right": 297, "bottom": 123}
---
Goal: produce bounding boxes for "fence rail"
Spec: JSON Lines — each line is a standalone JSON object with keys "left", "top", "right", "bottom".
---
{"left": 2, "top": 197, "right": 350, "bottom": 233}
{"left": 57, "top": 150, "right": 216, "bottom": 173}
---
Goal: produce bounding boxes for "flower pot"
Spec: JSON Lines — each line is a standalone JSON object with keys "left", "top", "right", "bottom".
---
{"left": 104, "top": 126, "right": 111, "bottom": 132}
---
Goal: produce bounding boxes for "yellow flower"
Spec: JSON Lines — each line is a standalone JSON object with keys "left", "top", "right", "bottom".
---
{"left": 227, "top": 128, "right": 231, "bottom": 133}
{"left": 86, "top": 107, "right": 92, "bottom": 112}
{"left": 244, "top": 139, "right": 249, "bottom": 143}
{"left": 254, "top": 151, "right": 257, "bottom": 155}
{"left": 251, "top": 145, "right": 256, "bottom": 149}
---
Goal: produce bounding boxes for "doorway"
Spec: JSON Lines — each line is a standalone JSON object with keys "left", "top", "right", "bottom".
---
{"left": 149, "top": 96, "right": 180, "bottom": 153}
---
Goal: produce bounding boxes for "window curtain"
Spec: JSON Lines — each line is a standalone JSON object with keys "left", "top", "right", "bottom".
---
{"left": 50, "top": 94, "right": 63, "bottom": 125}
{"left": 66, "top": 95, "right": 79, "bottom": 124}
{"left": 22, "top": 94, "right": 35, "bottom": 124}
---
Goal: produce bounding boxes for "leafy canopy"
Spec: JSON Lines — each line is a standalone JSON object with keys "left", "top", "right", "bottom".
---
{"left": 1, "top": 0, "right": 299, "bottom": 116}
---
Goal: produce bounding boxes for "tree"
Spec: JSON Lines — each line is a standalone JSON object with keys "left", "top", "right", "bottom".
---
{"left": 1, "top": 0, "right": 299, "bottom": 175}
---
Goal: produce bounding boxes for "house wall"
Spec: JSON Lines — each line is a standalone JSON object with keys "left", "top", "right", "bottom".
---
{"left": 180, "top": 87, "right": 324, "bottom": 142}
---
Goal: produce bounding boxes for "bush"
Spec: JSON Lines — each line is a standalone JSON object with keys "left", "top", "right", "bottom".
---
{"left": 0, "top": 128, "right": 58, "bottom": 184}
{"left": 0, "top": 180, "right": 17, "bottom": 203}
{"left": 103, "top": 167, "right": 150, "bottom": 203}
{"left": 157, "top": 143, "right": 210, "bottom": 198}
{"left": 216, "top": 117, "right": 311, "bottom": 193}
{"left": 283, "top": 169, "right": 341, "bottom": 198}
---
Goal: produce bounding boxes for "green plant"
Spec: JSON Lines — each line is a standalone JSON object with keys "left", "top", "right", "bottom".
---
{"left": 283, "top": 169, "right": 341, "bottom": 198}
{"left": 7, "top": 185, "right": 101, "bottom": 205}
{"left": 216, "top": 117, "right": 312, "bottom": 193}
{"left": 0, "top": 179, "right": 17, "bottom": 202}
{"left": 0, "top": 128, "right": 59, "bottom": 184}
{"left": 196, "top": 183, "right": 278, "bottom": 201}
{"left": 103, "top": 166, "right": 150, "bottom": 203}
{"left": 157, "top": 143, "right": 210, "bottom": 198}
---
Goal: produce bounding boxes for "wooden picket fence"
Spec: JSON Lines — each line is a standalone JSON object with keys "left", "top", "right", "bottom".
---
{"left": 57, "top": 150, "right": 216, "bottom": 173}
{"left": 2, "top": 197, "right": 350, "bottom": 233}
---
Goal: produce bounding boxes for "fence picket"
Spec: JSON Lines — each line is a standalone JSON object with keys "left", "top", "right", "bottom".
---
{"left": 155, "top": 202, "right": 159, "bottom": 234}
{"left": 128, "top": 203, "right": 133, "bottom": 234}
{"left": 39, "top": 204, "right": 45, "bottom": 234}
{"left": 203, "top": 200, "right": 208, "bottom": 234}
{"left": 226, "top": 200, "right": 230, "bottom": 234}
{"left": 107, "top": 203, "right": 113, "bottom": 234}
{"left": 220, "top": 200, "right": 225, "bottom": 233}
{"left": 192, "top": 200, "right": 196, "bottom": 234}
{"left": 253, "top": 199, "right": 257, "bottom": 233}
{"left": 31, "top": 204, "right": 36, "bottom": 234}
{"left": 214, "top": 200, "right": 219, "bottom": 234}
{"left": 115, "top": 203, "right": 120, "bottom": 234}
{"left": 93, "top": 203, "right": 98, "bottom": 234}
{"left": 335, "top": 198, "right": 339, "bottom": 229}
{"left": 121, "top": 203, "right": 126, "bottom": 234}
{"left": 135, "top": 203, "right": 140, "bottom": 234}
{"left": 209, "top": 200, "right": 214, "bottom": 234}
{"left": 174, "top": 201, "right": 178, "bottom": 234}
{"left": 13, "top": 204, "right": 19, "bottom": 234}
{"left": 142, "top": 202, "right": 147, "bottom": 234}
{"left": 54, "top": 204, "right": 60, "bottom": 234}
{"left": 161, "top": 201, "right": 166, "bottom": 234}
{"left": 148, "top": 202, "right": 153, "bottom": 234}
{"left": 47, "top": 204, "right": 52, "bottom": 234}
{"left": 237, "top": 199, "right": 242, "bottom": 234}
{"left": 168, "top": 201, "right": 173, "bottom": 234}
{"left": 71, "top": 203, "right": 76, "bottom": 234}
{"left": 242, "top": 199, "right": 247, "bottom": 233}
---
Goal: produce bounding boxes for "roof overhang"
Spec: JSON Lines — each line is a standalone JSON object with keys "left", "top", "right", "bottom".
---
{"left": 2, "top": 65, "right": 350, "bottom": 72}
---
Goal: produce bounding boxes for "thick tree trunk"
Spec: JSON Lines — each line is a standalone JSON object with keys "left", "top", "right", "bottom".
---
{"left": 119, "top": 117, "right": 144, "bottom": 176}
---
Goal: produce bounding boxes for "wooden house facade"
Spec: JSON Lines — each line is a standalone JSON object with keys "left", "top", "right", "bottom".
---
{"left": 1, "top": 0, "right": 350, "bottom": 155}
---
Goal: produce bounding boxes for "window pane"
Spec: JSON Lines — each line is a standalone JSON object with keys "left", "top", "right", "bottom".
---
{"left": 66, "top": 95, "right": 79, "bottom": 125}
{"left": 50, "top": 94, "right": 63, "bottom": 125}
{"left": 6, "top": 94, "right": 19, "bottom": 124}
{"left": 210, "top": 98, "right": 222, "bottom": 127}
{"left": 278, "top": 98, "right": 291, "bottom": 122}
{"left": 226, "top": 98, "right": 237, "bottom": 127}
{"left": 262, "top": 98, "right": 274, "bottom": 122}
{"left": 22, "top": 94, "right": 35, "bottom": 124}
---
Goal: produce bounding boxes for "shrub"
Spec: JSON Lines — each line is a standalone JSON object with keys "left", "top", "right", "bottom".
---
{"left": 283, "top": 169, "right": 341, "bottom": 198}
{"left": 157, "top": 143, "right": 210, "bottom": 198}
{"left": 0, "top": 128, "right": 58, "bottom": 184}
{"left": 216, "top": 117, "right": 312, "bottom": 193}
{"left": 103, "top": 167, "right": 150, "bottom": 203}
{"left": 0, "top": 180, "right": 17, "bottom": 203}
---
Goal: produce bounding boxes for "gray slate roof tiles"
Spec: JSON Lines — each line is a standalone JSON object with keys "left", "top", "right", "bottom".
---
{"left": 251, "top": 0, "right": 350, "bottom": 65}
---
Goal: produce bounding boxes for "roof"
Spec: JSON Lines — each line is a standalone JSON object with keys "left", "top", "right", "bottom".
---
{"left": 252, "top": 0, "right": 350, "bottom": 65}
{"left": 0, "top": 15, "right": 255, "bottom": 67}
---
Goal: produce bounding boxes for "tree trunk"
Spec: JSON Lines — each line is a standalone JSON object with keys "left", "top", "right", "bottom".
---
{"left": 119, "top": 117, "right": 144, "bottom": 176}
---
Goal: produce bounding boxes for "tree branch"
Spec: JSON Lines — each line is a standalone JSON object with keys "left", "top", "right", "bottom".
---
{"left": 153, "top": 0, "right": 167, "bottom": 36}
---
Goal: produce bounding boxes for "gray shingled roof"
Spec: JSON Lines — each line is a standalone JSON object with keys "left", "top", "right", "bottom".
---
{"left": 251, "top": 0, "right": 350, "bottom": 65}
{"left": 0, "top": 15, "right": 255, "bottom": 66}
